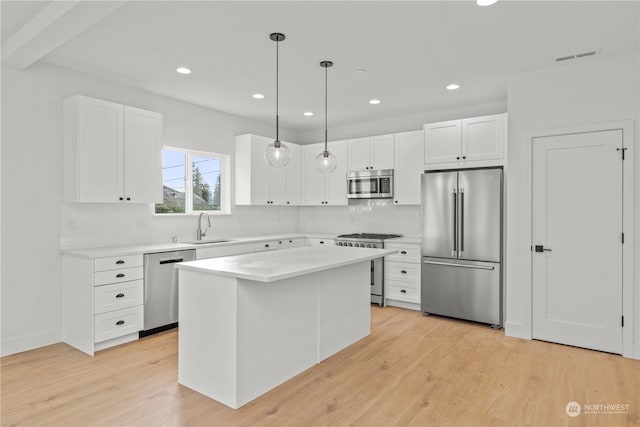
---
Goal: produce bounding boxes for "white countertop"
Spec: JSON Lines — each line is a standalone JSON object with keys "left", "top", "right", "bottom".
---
{"left": 176, "top": 245, "right": 397, "bottom": 283}
{"left": 61, "top": 233, "right": 337, "bottom": 259}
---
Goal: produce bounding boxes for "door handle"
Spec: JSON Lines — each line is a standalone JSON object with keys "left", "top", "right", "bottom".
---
{"left": 459, "top": 187, "right": 464, "bottom": 255}
{"left": 534, "top": 245, "right": 552, "bottom": 253}
{"left": 452, "top": 188, "right": 457, "bottom": 256}
{"left": 423, "top": 260, "right": 495, "bottom": 270}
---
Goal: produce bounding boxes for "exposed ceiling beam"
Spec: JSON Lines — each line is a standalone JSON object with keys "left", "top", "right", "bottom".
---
{"left": 1, "top": 0, "right": 128, "bottom": 70}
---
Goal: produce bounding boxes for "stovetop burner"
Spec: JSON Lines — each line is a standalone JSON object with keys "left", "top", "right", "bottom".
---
{"left": 336, "top": 233, "right": 402, "bottom": 240}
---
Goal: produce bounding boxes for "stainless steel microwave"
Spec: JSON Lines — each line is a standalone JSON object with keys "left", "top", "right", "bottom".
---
{"left": 346, "top": 169, "right": 394, "bottom": 199}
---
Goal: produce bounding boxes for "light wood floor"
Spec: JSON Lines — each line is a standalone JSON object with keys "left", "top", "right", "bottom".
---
{"left": 2, "top": 306, "right": 639, "bottom": 427}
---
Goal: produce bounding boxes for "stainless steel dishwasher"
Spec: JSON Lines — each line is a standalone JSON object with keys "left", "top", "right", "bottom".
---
{"left": 141, "top": 249, "right": 196, "bottom": 336}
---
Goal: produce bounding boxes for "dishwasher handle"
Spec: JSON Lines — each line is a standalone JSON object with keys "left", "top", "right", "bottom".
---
{"left": 159, "top": 258, "right": 185, "bottom": 265}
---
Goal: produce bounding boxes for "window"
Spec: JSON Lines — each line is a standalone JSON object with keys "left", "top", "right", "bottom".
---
{"left": 155, "top": 148, "right": 229, "bottom": 214}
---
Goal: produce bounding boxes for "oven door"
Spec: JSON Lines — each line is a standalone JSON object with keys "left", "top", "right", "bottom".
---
{"left": 347, "top": 177, "right": 380, "bottom": 199}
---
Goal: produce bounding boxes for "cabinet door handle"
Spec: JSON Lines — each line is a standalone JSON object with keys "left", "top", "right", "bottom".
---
{"left": 116, "top": 273, "right": 125, "bottom": 278}
{"left": 115, "top": 260, "right": 125, "bottom": 264}
{"left": 319, "top": 241, "right": 325, "bottom": 244}
{"left": 401, "top": 270, "right": 407, "bottom": 274}
{"left": 400, "top": 251, "right": 407, "bottom": 255}
{"left": 126, "top": 197, "right": 131, "bottom": 201}
{"left": 400, "top": 289, "right": 407, "bottom": 293}
{"left": 119, "top": 197, "right": 124, "bottom": 201}
{"left": 116, "top": 320, "right": 125, "bottom": 325}
{"left": 115, "top": 293, "right": 125, "bottom": 298}
{"left": 265, "top": 244, "right": 270, "bottom": 248}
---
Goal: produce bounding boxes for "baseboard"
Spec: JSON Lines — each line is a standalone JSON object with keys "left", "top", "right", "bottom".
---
{"left": 385, "top": 299, "right": 420, "bottom": 311}
{"left": 1, "top": 327, "right": 61, "bottom": 357}
{"left": 504, "top": 321, "right": 531, "bottom": 340}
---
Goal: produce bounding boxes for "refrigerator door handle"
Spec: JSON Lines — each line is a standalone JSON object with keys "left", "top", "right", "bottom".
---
{"left": 452, "top": 188, "right": 457, "bottom": 256}
{"left": 459, "top": 187, "right": 464, "bottom": 256}
{"left": 423, "top": 260, "right": 495, "bottom": 271}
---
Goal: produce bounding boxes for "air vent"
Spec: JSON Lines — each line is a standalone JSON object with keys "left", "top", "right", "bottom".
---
{"left": 555, "top": 49, "right": 599, "bottom": 63}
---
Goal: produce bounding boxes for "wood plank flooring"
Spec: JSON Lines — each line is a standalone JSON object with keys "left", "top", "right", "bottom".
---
{"left": 2, "top": 306, "right": 639, "bottom": 426}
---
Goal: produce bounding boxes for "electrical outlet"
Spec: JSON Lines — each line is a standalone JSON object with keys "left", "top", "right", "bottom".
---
{"left": 67, "top": 217, "right": 77, "bottom": 231}
{"left": 136, "top": 217, "right": 145, "bottom": 228}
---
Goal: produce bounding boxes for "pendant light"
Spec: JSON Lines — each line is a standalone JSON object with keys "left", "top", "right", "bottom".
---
{"left": 315, "top": 60, "right": 337, "bottom": 173}
{"left": 264, "top": 32, "right": 291, "bottom": 167}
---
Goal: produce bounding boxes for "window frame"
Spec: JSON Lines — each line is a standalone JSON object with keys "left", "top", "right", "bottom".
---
{"left": 155, "top": 146, "right": 231, "bottom": 216}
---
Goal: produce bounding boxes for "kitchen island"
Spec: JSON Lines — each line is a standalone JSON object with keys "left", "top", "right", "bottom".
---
{"left": 175, "top": 245, "right": 396, "bottom": 409}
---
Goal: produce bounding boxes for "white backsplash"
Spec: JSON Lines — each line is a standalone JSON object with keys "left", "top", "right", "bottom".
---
{"left": 59, "top": 203, "right": 300, "bottom": 249}
{"left": 298, "top": 202, "right": 421, "bottom": 237}
{"left": 60, "top": 202, "right": 421, "bottom": 249}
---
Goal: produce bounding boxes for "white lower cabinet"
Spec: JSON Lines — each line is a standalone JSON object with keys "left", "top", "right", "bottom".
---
{"left": 63, "top": 253, "right": 145, "bottom": 356}
{"left": 306, "top": 238, "right": 334, "bottom": 246}
{"left": 196, "top": 243, "right": 254, "bottom": 260}
{"left": 384, "top": 243, "right": 421, "bottom": 310}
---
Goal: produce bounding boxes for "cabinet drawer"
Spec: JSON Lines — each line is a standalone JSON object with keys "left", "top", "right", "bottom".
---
{"left": 384, "top": 244, "right": 420, "bottom": 262}
{"left": 384, "top": 262, "right": 420, "bottom": 282}
{"left": 253, "top": 240, "right": 280, "bottom": 251}
{"left": 94, "top": 305, "right": 143, "bottom": 343}
{"left": 94, "top": 266, "right": 143, "bottom": 286}
{"left": 94, "top": 255, "right": 143, "bottom": 272}
{"left": 196, "top": 244, "right": 254, "bottom": 260}
{"left": 385, "top": 282, "right": 420, "bottom": 303}
{"left": 94, "top": 280, "right": 143, "bottom": 314}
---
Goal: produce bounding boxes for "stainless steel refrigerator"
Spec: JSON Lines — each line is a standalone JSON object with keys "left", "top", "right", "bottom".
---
{"left": 420, "top": 168, "right": 502, "bottom": 327}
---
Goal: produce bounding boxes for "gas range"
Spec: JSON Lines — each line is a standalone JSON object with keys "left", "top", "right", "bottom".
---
{"left": 335, "top": 233, "right": 402, "bottom": 248}
{"left": 334, "top": 233, "right": 402, "bottom": 306}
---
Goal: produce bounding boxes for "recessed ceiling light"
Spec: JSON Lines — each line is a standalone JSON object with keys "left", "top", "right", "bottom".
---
{"left": 303, "top": 111, "right": 314, "bottom": 116}
{"left": 356, "top": 69, "right": 367, "bottom": 74}
{"left": 176, "top": 67, "right": 191, "bottom": 74}
{"left": 446, "top": 83, "right": 461, "bottom": 90}
{"left": 252, "top": 93, "right": 265, "bottom": 99}
{"left": 476, "top": 0, "right": 498, "bottom": 6}
{"left": 369, "top": 99, "right": 381, "bottom": 105}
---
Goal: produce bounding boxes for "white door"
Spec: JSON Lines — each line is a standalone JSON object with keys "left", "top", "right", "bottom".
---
{"left": 461, "top": 114, "right": 505, "bottom": 162}
{"left": 302, "top": 143, "right": 326, "bottom": 205}
{"left": 370, "top": 134, "right": 395, "bottom": 170}
{"left": 325, "top": 140, "right": 348, "bottom": 205}
{"left": 393, "top": 130, "right": 424, "bottom": 205}
{"left": 532, "top": 130, "right": 623, "bottom": 354}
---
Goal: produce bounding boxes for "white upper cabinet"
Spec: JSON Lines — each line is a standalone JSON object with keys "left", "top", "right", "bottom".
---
{"left": 348, "top": 134, "right": 394, "bottom": 171}
{"left": 424, "top": 113, "right": 506, "bottom": 170}
{"left": 393, "top": 130, "right": 424, "bottom": 205}
{"left": 63, "top": 95, "right": 162, "bottom": 203}
{"left": 122, "top": 106, "right": 163, "bottom": 203}
{"left": 424, "top": 119, "right": 461, "bottom": 165}
{"left": 235, "top": 134, "right": 300, "bottom": 206}
{"left": 302, "top": 140, "right": 348, "bottom": 206}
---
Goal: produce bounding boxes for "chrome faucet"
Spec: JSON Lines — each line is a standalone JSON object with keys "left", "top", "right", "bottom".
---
{"left": 196, "top": 212, "right": 211, "bottom": 240}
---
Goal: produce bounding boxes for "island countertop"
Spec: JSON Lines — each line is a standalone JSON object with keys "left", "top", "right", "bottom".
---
{"left": 175, "top": 245, "right": 397, "bottom": 283}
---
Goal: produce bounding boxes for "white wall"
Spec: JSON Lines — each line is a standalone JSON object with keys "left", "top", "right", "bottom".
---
{"left": 0, "top": 63, "right": 300, "bottom": 356}
{"left": 298, "top": 203, "right": 421, "bottom": 237}
{"left": 296, "top": 100, "right": 507, "bottom": 143}
{"left": 505, "top": 52, "right": 639, "bottom": 357}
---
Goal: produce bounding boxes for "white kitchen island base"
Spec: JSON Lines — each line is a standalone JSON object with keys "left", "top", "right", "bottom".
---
{"left": 177, "top": 247, "right": 390, "bottom": 409}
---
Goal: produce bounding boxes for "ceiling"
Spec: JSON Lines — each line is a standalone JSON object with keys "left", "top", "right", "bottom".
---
{"left": 2, "top": 1, "right": 638, "bottom": 132}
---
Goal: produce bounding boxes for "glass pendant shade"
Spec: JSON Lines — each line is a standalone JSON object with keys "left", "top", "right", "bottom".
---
{"left": 264, "top": 140, "right": 291, "bottom": 167}
{"left": 315, "top": 150, "right": 337, "bottom": 173}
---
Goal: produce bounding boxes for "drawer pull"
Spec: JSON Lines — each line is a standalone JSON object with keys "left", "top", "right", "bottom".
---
{"left": 115, "top": 293, "right": 125, "bottom": 298}
{"left": 400, "top": 251, "right": 407, "bottom": 255}
{"left": 115, "top": 260, "right": 125, "bottom": 264}
{"left": 401, "top": 270, "right": 407, "bottom": 274}
{"left": 320, "top": 241, "right": 325, "bottom": 244}
{"left": 265, "top": 244, "right": 270, "bottom": 248}
{"left": 116, "top": 273, "right": 125, "bottom": 278}
{"left": 116, "top": 320, "right": 125, "bottom": 325}
{"left": 400, "top": 289, "right": 407, "bottom": 293}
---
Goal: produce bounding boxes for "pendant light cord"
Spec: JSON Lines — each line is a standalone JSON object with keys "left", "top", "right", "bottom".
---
{"left": 324, "top": 62, "right": 328, "bottom": 151}
{"left": 275, "top": 37, "right": 280, "bottom": 143}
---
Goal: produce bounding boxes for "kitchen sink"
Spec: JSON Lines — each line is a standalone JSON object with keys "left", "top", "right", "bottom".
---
{"left": 182, "top": 239, "right": 234, "bottom": 245}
